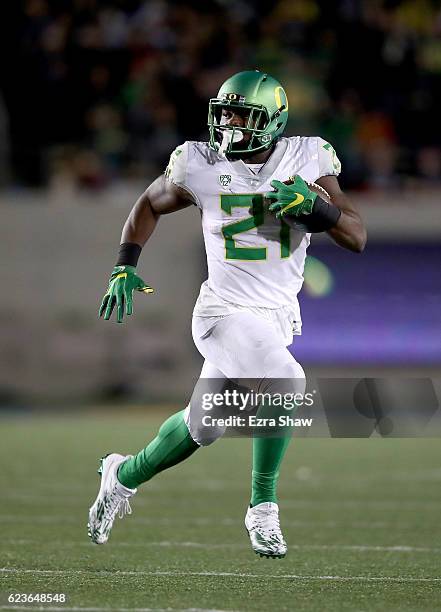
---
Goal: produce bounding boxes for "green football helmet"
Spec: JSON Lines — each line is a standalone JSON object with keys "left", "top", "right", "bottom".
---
{"left": 208, "top": 70, "right": 289, "bottom": 157}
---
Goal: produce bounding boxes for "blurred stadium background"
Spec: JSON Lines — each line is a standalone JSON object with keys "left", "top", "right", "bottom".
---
{"left": 0, "top": 0, "right": 440, "bottom": 406}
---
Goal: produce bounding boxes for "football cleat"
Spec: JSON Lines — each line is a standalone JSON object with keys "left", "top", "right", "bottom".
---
{"left": 87, "top": 453, "right": 136, "bottom": 545}
{"left": 245, "top": 502, "right": 287, "bottom": 558}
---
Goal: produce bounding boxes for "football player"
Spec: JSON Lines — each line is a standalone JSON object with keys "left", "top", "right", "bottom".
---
{"left": 88, "top": 70, "right": 366, "bottom": 558}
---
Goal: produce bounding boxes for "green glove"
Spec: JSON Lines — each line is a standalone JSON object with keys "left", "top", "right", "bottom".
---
{"left": 265, "top": 176, "right": 317, "bottom": 219}
{"left": 99, "top": 265, "right": 154, "bottom": 323}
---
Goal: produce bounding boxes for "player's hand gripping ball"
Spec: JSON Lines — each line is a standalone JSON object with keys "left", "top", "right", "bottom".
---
{"left": 99, "top": 265, "right": 154, "bottom": 323}
{"left": 265, "top": 175, "right": 332, "bottom": 233}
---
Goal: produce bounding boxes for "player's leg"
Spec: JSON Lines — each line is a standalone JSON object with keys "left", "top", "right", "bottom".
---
{"left": 117, "top": 361, "right": 228, "bottom": 487}
{"left": 117, "top": 411, "right": 198, "bottom": 489}
{"left": 251, "top": 358, "right": 305, "bottom": 556}
{"left": 88, "top": 360, "right": 227, "bottom": 544}
{"left": 183, "top": 366, "right": 229, "bottom": 446}
{"left": 251, "top": 353, "right": 305, "bottom": 507}
{"left": 192, "top": 312, "right": 305, "bottom": 558}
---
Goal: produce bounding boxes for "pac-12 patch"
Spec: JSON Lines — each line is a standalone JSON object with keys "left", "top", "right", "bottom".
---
{"left": 219, "top": 174, "right": 232, "bottom": 187}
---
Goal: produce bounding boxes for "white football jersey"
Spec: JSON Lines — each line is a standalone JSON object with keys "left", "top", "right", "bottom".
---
{"left": 165, "top": 136, "right": 341, "bottom": 323}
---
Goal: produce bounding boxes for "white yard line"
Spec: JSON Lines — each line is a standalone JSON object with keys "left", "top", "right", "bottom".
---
{"left": 0, "top": 516, "right": 77, "bottom": 524}
{"left": 3, "top": 539, "right": 441, "bottom": 554}
{"left": 0, "top": 515, "right": 426, "bottom": 531}
{"left": 283, "top": 499, "right": 441, "bottom": 509}
{"left": 1, "top": 568, "right": 440, "bottom": 583}
{"left": 4, "top": 493, "right": 441, "bottom": 508}
{"left": 0, "top": 607, "right": 232, "bottom": 612}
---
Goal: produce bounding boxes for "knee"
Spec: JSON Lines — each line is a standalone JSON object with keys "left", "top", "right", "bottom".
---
{"left": 275, "top": 359, "right": 305, "bottom": 381}
{"left": 183, "top": 403, "right": 226, "bottom": 446}
{"left": 262, "top": 349, "right": 306, "bottom": 391}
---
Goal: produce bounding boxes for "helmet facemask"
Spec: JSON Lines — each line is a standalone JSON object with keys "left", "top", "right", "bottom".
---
{"left": 208, "top": 99, "right": 275, "bottom": 157}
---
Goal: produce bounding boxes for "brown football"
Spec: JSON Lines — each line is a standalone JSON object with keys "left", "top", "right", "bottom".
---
{"left": 283, "top": 178, "right": 332, "bottom": 204}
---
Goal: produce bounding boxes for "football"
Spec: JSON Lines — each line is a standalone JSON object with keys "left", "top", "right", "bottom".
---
{"left": 305, "top": 180, "right": 332, "bottom": 203}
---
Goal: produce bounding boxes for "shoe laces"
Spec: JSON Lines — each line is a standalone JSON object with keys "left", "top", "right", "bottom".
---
{"left": 104, "top": 486, "right": 132, "bottom": 522}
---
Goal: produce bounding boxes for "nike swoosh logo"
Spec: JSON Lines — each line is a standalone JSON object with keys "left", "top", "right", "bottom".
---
{"left": 282, "top": 193, "right": 304, "bottom": 213}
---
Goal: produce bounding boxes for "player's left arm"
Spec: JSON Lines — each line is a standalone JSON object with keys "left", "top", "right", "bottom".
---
{"left": 315, "top": 175, "right": 367, "bottom": 253}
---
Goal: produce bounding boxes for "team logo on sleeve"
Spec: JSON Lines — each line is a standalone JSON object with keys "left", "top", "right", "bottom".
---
{"left": 219, "top": 174, "right": 232, "bottom": 187}
{"left": 165, "top": 148, "right": 182, "bottom": 178}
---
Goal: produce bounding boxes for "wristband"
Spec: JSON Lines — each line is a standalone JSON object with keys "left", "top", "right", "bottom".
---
{"left": 116, "top": 242, "right": 142, "bottom": 267}
{"left": 303, "top": 195, "right": 341, "bottom": 232}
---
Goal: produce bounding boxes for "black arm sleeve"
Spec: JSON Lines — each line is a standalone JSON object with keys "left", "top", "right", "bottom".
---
{"left": 284, "top": 196, "right": 341, "bottom": 233}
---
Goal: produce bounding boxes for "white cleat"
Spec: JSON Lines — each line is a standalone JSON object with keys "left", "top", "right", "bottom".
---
{"left": 87, "top": 453, "right": 136, "bottom": 545}
{"left": 245, "top": 502, "right": 287, "bottom": 558}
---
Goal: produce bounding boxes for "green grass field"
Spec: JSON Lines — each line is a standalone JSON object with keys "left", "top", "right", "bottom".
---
{"left": 1, "top": 410, "right": 441, "bottom": 611}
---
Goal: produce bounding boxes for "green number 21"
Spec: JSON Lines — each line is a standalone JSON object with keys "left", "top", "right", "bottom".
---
{"left": 221, "top": 194, "right": 290, "bottom": 261}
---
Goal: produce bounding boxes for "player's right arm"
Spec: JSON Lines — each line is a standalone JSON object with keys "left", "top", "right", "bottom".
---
{"left": 99, "top": 155, "right": 196, "bottom": 323}
{"left": 120, "top": 174, "right": 195, "bottom": 247}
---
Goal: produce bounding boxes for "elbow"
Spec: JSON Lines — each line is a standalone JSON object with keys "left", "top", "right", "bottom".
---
{"left": 352, "top": 229, "right": 367, "bottom": 253}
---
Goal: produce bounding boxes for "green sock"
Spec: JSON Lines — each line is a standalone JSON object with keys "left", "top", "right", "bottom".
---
{"left": 117, "top": 410, "right": 199, "bottom": 489}
{"left": 251, "top": 435, "right": 292, "bottom": 506}
{"left": 251, "top": 394, "right": 294, "bottom": 506}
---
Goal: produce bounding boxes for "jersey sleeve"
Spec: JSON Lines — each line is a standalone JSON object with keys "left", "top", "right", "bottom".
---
{"left": 164, "top": 142, "right": 201, "bottom": 208}
{"left": 317, "top": 137, "right": 342, "bottom": 177}
{"left": 165, "top": 142, "right": 189, "bottom": 186}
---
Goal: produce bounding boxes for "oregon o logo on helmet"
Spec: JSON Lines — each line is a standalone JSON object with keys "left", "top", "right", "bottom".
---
{"left": 274, "top": 86, "right": 288, "bottom": 111}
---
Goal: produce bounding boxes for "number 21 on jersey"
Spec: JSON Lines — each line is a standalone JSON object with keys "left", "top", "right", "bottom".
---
{"left": 221, "top": 194, "right": 291, "bottom": 261}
